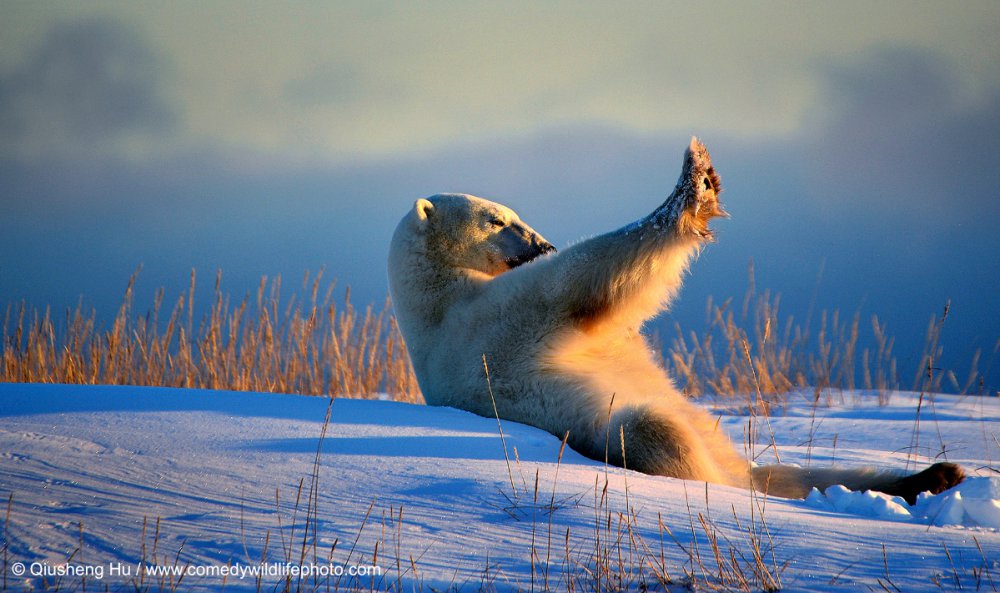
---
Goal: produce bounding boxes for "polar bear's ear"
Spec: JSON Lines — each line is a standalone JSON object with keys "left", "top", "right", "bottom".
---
{"left": 414, "top": 198, "right": 435, "bottom": 222}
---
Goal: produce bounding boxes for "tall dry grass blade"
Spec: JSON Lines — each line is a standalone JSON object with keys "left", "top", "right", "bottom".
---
{"left": 483, "top": 354, "right": 518, "bottom": 500}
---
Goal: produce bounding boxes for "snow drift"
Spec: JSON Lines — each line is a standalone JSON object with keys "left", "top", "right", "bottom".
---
{"left": 1, "top": 383, "right": 997, "bottom": 592}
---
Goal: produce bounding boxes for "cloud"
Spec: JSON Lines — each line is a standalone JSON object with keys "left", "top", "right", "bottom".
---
{"left": 284, "top": 64, "right": 364, "bottom": 108}
{"left": 821, "top": 46, "right": 958, "bottom": 123}
{"left": 0, "top": 17, "right": 177, "bottom": 160}
{"left": 802, "top": 45, "right": 1000, "bottom": 224}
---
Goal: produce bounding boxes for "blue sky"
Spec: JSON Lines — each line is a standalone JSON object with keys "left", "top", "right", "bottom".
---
{"left": 2, "top": 2, "right": 998, "bottom": 389}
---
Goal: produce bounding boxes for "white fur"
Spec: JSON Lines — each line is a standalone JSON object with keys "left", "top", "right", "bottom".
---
{"left": 387, "top": 139, "right": 962, "bottom": 501}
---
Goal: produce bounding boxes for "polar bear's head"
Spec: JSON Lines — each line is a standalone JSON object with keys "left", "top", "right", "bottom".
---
{"left": 403, "top": 193, "right": 555, "bottom": 277}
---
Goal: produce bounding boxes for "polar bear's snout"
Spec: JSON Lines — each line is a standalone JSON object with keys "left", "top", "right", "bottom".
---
{"left": 499, "top": 223, "right": 556, "bottom": 269}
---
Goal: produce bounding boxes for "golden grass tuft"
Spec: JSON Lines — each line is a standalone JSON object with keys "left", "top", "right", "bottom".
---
{"left": 663, "top": 268, "right": 992, "bottom": 401}
{"left": 1, "top": 270, "right": 420, "bottom": 402}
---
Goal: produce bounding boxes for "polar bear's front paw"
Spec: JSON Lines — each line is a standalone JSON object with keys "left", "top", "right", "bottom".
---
{"left": 664, "top": 137, "right": 727, "bottom": 239}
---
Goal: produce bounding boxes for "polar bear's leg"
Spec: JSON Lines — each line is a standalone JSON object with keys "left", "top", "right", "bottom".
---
{"left": 537, "top": 138, "right": 725, "bottom": 331}
{"left": 607, "top": 405, "right": 743, "bottom": 486}
{"left": 752, "top": 461, "right": 965, "bottom": 504}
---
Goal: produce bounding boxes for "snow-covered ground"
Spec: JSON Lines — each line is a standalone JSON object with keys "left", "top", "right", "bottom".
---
{"left": 1, "top": 383, "right": 997, "bottom": 592}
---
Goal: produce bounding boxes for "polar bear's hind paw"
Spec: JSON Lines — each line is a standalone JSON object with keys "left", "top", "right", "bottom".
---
{"left": 666, "top": 137, "right": 727, "bottom": 239}
{"left": 884, "top": 462, "right": 966, "bottom": 505}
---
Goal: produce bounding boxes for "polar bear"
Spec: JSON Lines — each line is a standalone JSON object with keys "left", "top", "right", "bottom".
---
{"left": 387, "top": 138, "right": 964, "bottom": 503}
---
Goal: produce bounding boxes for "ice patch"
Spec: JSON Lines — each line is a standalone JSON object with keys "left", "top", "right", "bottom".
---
{"left": 806, "top": 476, "right": 1000, "bottom": 528}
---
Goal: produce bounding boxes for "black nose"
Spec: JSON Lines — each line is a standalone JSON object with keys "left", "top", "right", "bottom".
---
{"left": 539, "top": 241, "right": 557, "bottom": 254}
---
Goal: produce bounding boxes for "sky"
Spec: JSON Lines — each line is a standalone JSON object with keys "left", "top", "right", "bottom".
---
{"left": 2, "top": 1, "right": 999, "bottom": 390}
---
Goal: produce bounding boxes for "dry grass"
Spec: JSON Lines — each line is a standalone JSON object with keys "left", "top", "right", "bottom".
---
{"left": 665, "top": 286, "right": 892, "bottom": 400}
{"left": 663, "top": 268, "right": 992, "bottom": 401}
{"left": 2, "top": 267, "right": 992, "bottom": 404}
{"left": 1, "top": 270, "right": 420, "bottom": 402}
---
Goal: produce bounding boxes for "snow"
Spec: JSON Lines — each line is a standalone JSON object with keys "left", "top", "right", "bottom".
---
{"left": 805, "top": 479, "right": 1000, "bottom": 526}
{"left": 805, "top": 486, "right": 913, "bottom": 521}
{"left": 917, "top": 478, "right": 1000, "bottom": 527}
{"left": 1, "top": 383, "right": 998, "bottom": 592}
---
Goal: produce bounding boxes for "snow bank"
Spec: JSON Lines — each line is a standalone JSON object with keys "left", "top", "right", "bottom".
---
{"left": 805, "top": 477, "right": 1000, "bottom": 527}
{"left": 916, "top": 476, "right": 1000, "bottom": 527}
{"left": 806, "top": 485, "right": 913, "bottom": 521}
